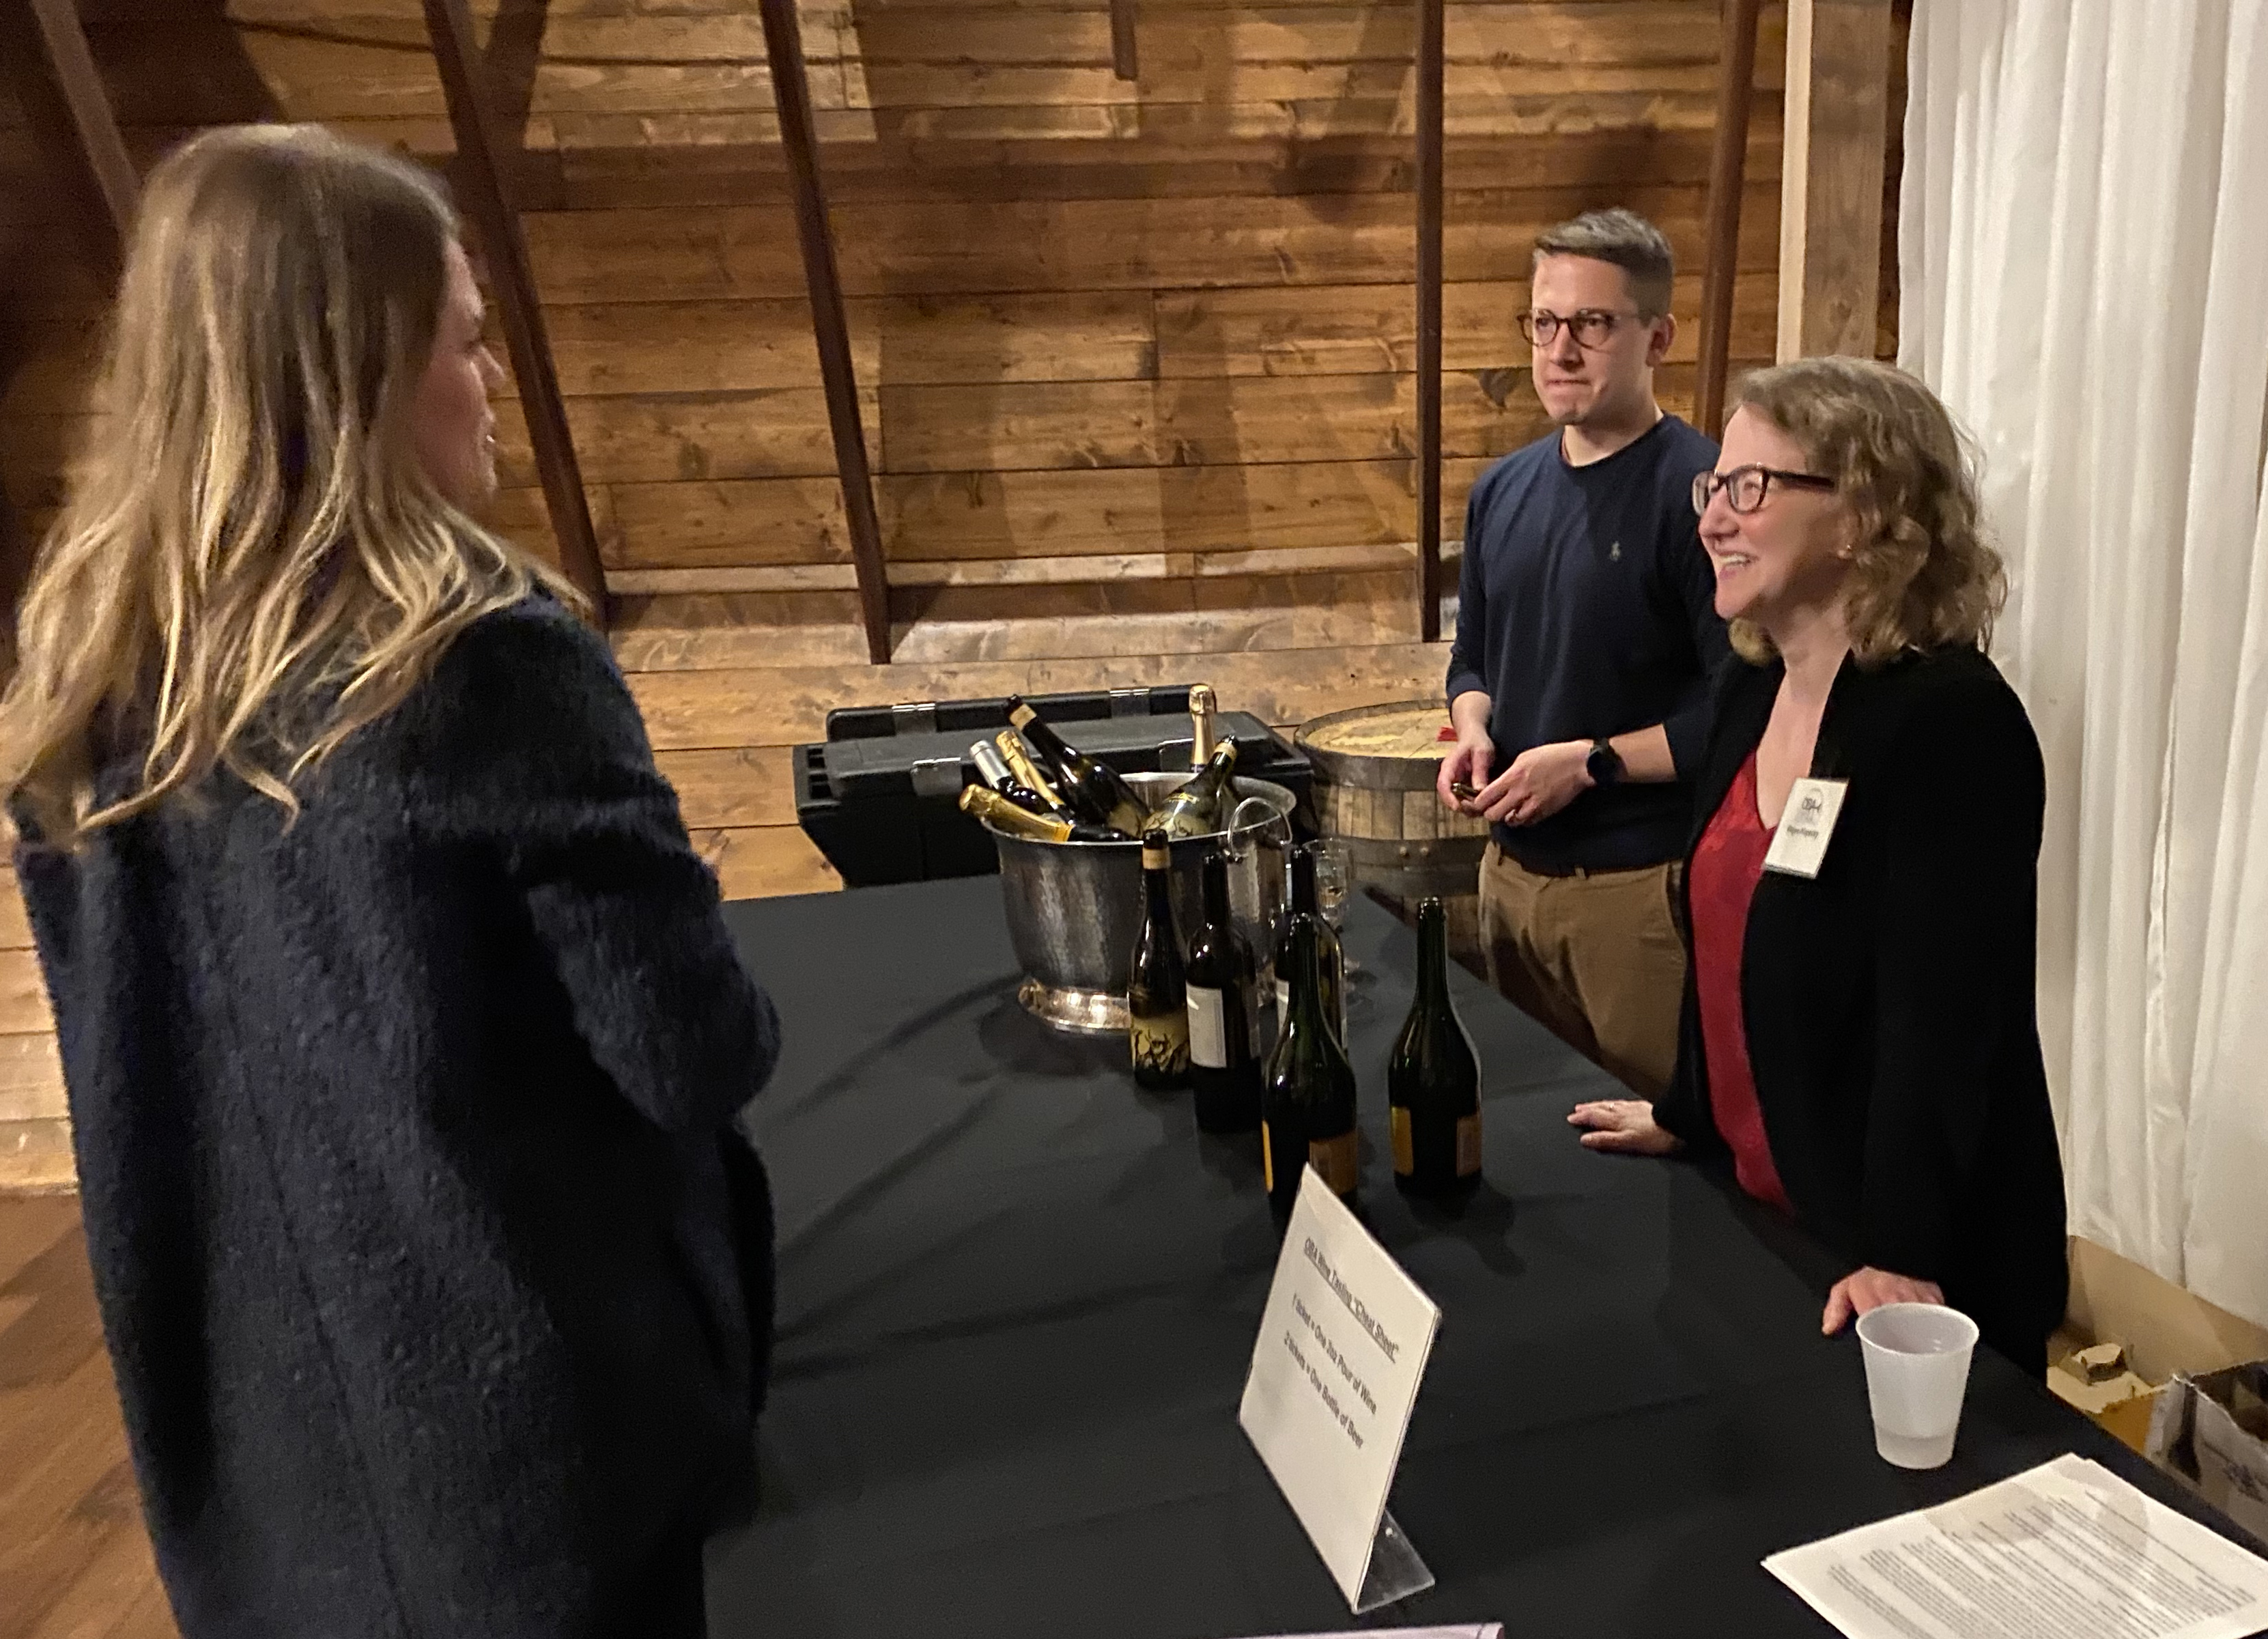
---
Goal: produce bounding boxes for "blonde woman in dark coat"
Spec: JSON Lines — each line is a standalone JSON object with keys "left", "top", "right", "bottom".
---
{"left": 0, "top": 126, "right": 777, "bottom": 1637}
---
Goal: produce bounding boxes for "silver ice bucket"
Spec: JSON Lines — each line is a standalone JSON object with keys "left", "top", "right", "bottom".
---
{"left": 980, "top": 771, "right": 1296, "bottom": 1033}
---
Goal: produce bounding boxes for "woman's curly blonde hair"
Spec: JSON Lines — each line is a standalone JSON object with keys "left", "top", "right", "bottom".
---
{"left": 1727, "top": 356, "right": 2004, "bottom": 667}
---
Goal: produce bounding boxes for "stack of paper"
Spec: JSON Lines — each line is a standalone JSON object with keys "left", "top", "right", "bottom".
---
{"left": 1766, "top": 1454, "right": 2268, "bottom": 1639}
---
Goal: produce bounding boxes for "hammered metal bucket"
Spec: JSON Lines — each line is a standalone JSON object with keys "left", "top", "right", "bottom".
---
{"left": 980, "top": 772, "right": 1296, "bottom": 1033}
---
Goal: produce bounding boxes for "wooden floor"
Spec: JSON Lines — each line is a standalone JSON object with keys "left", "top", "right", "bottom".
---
{"left": 0, "top": 1194, "right": 175, "bottom": 1639}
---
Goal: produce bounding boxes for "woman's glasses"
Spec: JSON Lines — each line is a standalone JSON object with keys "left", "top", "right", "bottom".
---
{"left": 1691, "top": 464, "right": 1837, "bottom": 516}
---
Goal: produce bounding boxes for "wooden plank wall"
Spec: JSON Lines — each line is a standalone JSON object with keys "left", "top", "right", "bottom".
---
{"left": 0, "top": 0, "right": 1796, "bottom": 1189}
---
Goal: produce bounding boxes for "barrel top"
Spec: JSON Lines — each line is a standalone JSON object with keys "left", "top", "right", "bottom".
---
{"left": 1298, "top": 701, "right": 1456, "bottom": 761}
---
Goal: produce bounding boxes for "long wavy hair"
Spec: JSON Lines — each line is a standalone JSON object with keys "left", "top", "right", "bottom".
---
{"left": 0, "top": 124, "right": 570, "bottom": 849}
{"left": 1729, "top": 356, "right": 2004, "bottom": 667}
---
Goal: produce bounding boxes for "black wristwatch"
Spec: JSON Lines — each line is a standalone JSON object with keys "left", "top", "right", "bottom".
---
{"left": 1585, "top": 738, "right": 1624, "bottom": 787}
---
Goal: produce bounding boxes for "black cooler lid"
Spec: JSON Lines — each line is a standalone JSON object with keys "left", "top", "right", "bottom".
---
{"left": 820, "top": 710, "right": 1292, "bottom": 802}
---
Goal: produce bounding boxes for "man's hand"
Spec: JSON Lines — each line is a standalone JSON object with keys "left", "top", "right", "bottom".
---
{"left": 1438, "top": 731, "right": 1495, "bottom": 815}
{"left": 1475, "top": 739, "right": 1593, "bottom": 827}
{"left": 1822, "top": 1268, "right": 1946, "bottom": 1335}
{"left": 1567, "top": 1099, "right": 1682, "bottom": 1155}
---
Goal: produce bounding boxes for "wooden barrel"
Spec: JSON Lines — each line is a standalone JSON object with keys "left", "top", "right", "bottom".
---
{"left": 1295, "top": 701, "right": 1490, "bottom": 962}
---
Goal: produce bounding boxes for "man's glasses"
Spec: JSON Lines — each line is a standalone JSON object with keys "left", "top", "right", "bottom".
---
{"left": 1692, "top": 464, "right": 1837, "bottom": 516}
{"left": 1517, "top": 308, "right": 1641, "bottom": 350}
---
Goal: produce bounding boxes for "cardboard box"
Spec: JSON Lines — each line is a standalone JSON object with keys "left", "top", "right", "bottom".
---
{"left": 2046, "top": 1340, "right": 2159, "bottom": 1457}
{"left": 2144, "top": 1363, "right": 2268, "bottom": 1544}
{"left": 2063, "top": 1236, "right": 2268, "bottom": 1385}
{"left": 2050, "top": 1238, "right": 2268, "bottom": 1463}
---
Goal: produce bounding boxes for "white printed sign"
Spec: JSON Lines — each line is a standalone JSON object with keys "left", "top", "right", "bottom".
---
{"left": 1238, "top": 1166, "right": 1443, "bottom": 1610}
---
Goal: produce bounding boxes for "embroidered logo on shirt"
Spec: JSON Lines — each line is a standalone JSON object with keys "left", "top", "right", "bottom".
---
{"left": 1609, "top": 541, "right": 1623, "bottom": 561}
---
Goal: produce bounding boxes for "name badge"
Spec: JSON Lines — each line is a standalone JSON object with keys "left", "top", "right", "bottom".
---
{"left": 1763, "top": 777, "right": 1849, "bottom": 879}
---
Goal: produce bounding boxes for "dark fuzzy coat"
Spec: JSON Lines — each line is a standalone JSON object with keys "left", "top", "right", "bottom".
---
{"left": 1652, "top": 645, "right": 2069, "bottom": 1373}
{"left": 18, "top": 596, "right": 780, "bottom": 1637}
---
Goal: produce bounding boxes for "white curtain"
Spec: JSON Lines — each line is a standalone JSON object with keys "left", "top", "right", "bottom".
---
{"left": 1900, "top": 0, "right": 2268, "bottom": 1328}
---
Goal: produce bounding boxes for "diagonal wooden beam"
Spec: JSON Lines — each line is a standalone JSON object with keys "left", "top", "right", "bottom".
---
{"left": 21, "top": 0, "right": 139, "bottom": 282}
{"left": 0, "top": 479, "right": 33, "bottom": 638}
{"left": 1109, "top": 0, "right": 1138, "bottom": 81}
{"left": 422, "top": 0, "right": 608, "bottom": 625}
{"left": 1697, "top": 0, "right": 1763, "bottom": 438}
{"left": 760, "top": 0, "right": 891, "bottom": 664}
{"left": 479, "top": 0, "right": 550, "bottom": 137}
{"left": 1414, "top": 0, "right": 1445, "bottom": 643}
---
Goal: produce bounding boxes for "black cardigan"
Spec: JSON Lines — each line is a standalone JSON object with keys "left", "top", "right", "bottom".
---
{"left": 1651, "top": 645, "right": 2068, "bottom": 1371}
{"left": 18, "top": 598, "right": 780, "bottom": 1638}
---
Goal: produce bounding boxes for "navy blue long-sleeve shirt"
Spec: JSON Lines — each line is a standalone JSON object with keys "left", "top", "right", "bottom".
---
{"left": 1446, "top": 415, "right": 1730, "bottom": 872}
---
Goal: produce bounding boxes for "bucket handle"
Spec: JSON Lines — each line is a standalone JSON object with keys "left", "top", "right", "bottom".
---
{"left": 1221, "top": 795, "right": 1291, "bottom": 865}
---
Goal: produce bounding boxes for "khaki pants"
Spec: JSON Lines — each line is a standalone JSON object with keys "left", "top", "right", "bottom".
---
{"left": 1477, "top": 840, "right": 1686, "bottom": 1097}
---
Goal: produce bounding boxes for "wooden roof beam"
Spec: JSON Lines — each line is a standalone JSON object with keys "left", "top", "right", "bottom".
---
{"left": 1110, "top": 0, "right": 1138, "bottom": 81}
{"left": 1698, "top": 0, "right": 1763, "bottom": 440}
{"left": 1415, "top": 0, "right": 1445, "bottom": 643}
{"left": 423, "top": 0, "right": 610, "bottom": 625}
{"left": 1777, "top": 0, "right": 1895, "bottom": 361}
{"left": 760, "top": 0, "right": 892, "bottom": 664}
{"left": 20, "top": 0, "right": 138, "bottom": 281}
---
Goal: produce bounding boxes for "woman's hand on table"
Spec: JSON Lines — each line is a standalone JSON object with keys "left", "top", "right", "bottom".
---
{"left": 1821, "top": 1267, "right": 1946, "bottom": 1335}
{"left": 1567, "top": 1099, "right": 1683, "bottom": 1155}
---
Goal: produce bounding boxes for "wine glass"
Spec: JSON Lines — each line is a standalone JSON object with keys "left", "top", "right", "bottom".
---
{"left": 1313, "top": 839, "right": 1357, "bottom": 976}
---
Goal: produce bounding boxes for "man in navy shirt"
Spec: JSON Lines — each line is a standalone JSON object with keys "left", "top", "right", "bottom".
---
{"left": 1438, "top": 209, "right": 1729, "bottom": 1095}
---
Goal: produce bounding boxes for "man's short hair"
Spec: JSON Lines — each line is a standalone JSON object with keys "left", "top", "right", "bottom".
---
{"left": 1531, "top": 209, "right": 1675, "bottom": 318}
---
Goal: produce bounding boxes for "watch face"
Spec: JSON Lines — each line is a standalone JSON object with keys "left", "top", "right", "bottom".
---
{"left": 1588, "top": 742, "right": 1620, "bottom": 785}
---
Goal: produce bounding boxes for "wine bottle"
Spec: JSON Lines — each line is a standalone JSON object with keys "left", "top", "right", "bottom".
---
{"left": 1183, "top": 848, "right": 1262, "bottom": 1132}
{"left": 960, "top": 784, "right": 1122, "bottom": 843}
{"left": 1148, "top": 741, "right": 1238, "bottom": 840}
{"left": 1006, "top": 697, "right": 1149, "bottom": 837}
{"left": 1272, "top": 845, "right": 1346, "bottom": 1046}
{"left": 1389, "top": 897, "right": 1482, "bottom": 1199}
{"left": 969, "top": 739, "right": 1048, "bottom": 815}
{"left": 960, "top": 783, "right": 1072, "bottom": 842}
{"left": 1129, "top": 830, "right": 1191, "bottom": 1090}
{"left": 1262, "top": 914, "right": 1360, "bottom": 1219}
{"left": 1188, "top": 684, "right": 1220, "bottom": 767}
{"left": 994, "top": 731, "right": 1073, "bottom": 821}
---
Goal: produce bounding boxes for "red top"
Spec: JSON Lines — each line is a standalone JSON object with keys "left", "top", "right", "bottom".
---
{"left": 1688, "top": 751, "right": 1793, "bottom": 1213}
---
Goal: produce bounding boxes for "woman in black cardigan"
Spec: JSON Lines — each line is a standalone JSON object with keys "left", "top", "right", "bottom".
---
{"left": 0, "top": 128, "right": 776, "bottom": 1635}
{"left": 1568, "top": 357, "right": 2068, "bottom": 1375}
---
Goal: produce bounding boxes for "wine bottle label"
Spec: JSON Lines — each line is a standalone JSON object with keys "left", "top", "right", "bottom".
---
{"left": 1390, "top": 1105, "right": 1413, "bottom": 1175}
{"left": 1130, "top": 1013, "right": 1189, "bottom": 1077}
{"left": 1309, "top": 1128, "right": 1359, "bottom": 1196}
{"left": 1187, "top": 985, "right": 1229, "bottom": 1068}
{"left": 1456, "top": 1110, "right": 1483, "bottom": 1177}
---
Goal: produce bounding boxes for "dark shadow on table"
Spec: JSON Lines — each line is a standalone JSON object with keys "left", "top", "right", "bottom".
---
{"left": 1400, "top": 1177, "right": 1526, "bottom": 1283}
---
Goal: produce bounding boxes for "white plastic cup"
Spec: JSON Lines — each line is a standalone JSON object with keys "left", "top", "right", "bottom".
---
{"left": 1856, "top": 1302, "right": 1979, "bottom": 1470}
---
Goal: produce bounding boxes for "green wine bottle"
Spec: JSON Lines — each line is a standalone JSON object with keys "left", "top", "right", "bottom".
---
{"left": 1188, "top": 683, "right": 1220, "bottom": 766}
{"left": 994, "top": 731, "right": 1076, "bottom": 823}
{"left": 1389, "top": 897, "right": 1482, "bottom": 1197}
{"left": 1149, "top": 741, "right": 1239, "bottom": 839}
{"left": 1184, "top": 848, "right": 1261, "bottom": 1132}
{"left": 1006, "top": 697, "right": 1148, "bottom": 837}
{"left": 1262, "top": 914, "right": 1359, "bottom": 1219}
{"left": 1128, "top": 830, "right": 1191, "bottom": 1089}
{"left": 1272, "top": 844, "right": 1346, "bottom": 1044}
{"left": 969, "top": 739, "right": 1049, "bottom": 815}
{"left": 961, "top": 785, "right": 1118, "bottom": 844}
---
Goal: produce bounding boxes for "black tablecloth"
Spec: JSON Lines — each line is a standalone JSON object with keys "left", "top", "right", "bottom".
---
{"left": 709, "top": 875, "right": 2259, "bottom": 1638}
